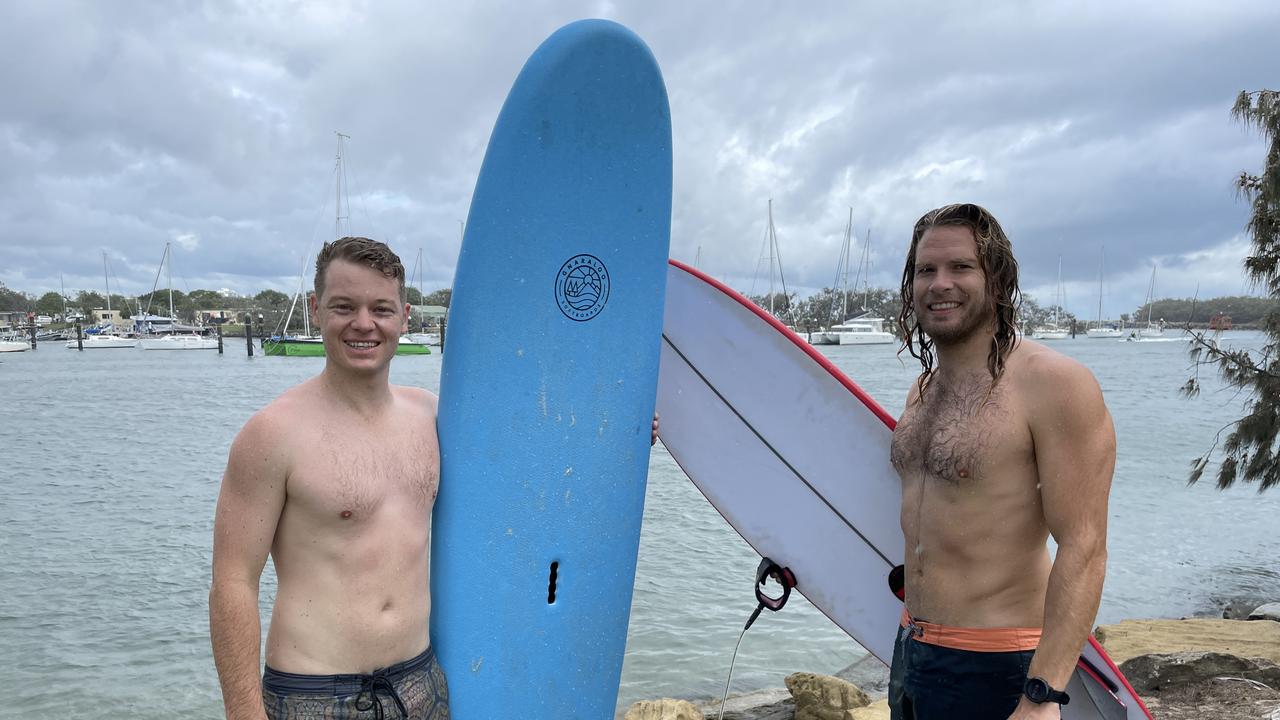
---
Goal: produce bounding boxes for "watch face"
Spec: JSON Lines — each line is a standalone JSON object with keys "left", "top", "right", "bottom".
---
{"left": 1025, "top": 678, "right": 1049, "bottom": 702}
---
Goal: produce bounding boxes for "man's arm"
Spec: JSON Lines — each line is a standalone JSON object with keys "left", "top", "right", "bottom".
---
{"left": 209, "top": 412, "right": 289, "bottom": 720}
{"left": 1014, "top": 356, "right": 1115, "bottom": 717}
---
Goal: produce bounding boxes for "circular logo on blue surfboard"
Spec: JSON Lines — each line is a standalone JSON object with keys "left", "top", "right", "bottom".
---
{"left": 555, "top": 254, "right": 610, "bottom": 322}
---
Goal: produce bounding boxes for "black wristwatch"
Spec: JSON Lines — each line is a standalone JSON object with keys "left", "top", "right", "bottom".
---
{"left": 1024, "top": 676, "right": 1070, "bottom": 705}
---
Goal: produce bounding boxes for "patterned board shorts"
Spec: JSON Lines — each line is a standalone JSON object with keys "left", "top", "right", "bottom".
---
{"left": 262, "top": 646, "right": 450, "bottom": 720}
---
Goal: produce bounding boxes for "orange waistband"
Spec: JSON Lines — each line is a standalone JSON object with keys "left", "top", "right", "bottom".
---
{"left": 901, "top": 608, "right": 1042, "bottom": 652}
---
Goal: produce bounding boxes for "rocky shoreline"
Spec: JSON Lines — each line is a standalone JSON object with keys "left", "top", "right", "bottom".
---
{"left": 623, "top": 602, "right": 1280, "bottom": 720}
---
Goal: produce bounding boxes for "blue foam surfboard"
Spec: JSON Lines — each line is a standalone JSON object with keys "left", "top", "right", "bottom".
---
{"left": 430, "top": 20, "right": 671, "bottom": 718}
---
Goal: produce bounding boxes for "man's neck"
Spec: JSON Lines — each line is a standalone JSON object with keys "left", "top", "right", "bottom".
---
{"left": 933, "top": 322, "right": 999, "bottom": 377}
{"left": 318, "top": 365, "right": 395, "bottom": 416}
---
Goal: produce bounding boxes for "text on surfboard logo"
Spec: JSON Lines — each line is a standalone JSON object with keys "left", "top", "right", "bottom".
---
{"left": 555, "top": 254, "right": 610, "bottom": 321}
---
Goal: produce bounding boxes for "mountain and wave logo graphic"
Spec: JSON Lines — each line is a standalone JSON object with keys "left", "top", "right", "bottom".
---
{"left": 555, "top": 254, "right": 610, "bottom": 321}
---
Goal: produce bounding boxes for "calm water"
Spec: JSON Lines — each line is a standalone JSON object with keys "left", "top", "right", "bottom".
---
{"left": 1, "top": 331, "right": 1277, "bottom": 718}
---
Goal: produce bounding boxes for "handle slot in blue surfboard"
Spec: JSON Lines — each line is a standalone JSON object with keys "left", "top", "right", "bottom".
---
{"left": 547, "top": 561, "right": 559, "bottom": 604}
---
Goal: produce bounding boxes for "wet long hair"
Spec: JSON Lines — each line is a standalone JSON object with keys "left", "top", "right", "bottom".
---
{"left": 896, "top": 203, "right": 1020, "bottom": 399}
{"left": 314, "top": 236, "right": 407, "bottom": 303}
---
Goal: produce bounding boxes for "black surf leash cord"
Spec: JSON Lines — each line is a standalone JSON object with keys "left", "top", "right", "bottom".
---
{"left": 716, "top": 557, "right": 798, "bottom": 720}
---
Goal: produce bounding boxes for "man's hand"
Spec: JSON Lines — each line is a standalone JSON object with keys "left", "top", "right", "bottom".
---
{"left": 1006, "top": 697, "right": 1061, "bottom": 720}
{"left": 651, "top": 412, "right": 659, "bottom": 446}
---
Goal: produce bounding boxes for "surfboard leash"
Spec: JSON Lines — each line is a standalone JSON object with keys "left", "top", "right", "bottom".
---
{"left": 716, "top": 557, "right": 798, "bottom": 720}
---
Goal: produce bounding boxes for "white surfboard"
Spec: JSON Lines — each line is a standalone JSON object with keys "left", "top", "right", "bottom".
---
{"left": 655, "top": 259, "right": 904, "bottom": 663}
{"left": 655, "top": 260, "right": 1153, "bottom": 719}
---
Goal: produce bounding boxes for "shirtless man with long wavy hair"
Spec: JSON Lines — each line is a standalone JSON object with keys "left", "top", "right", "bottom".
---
{"left": 889, "top": 204, "right": 1116, "bottom": 720}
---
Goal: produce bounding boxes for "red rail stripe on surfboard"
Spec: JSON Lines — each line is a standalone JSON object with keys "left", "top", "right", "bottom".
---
{"left": 669, "top": 258, "right": 897, "bottom": 430}
{"left": 1085, "top": 637, "right": 1155, "bottom": 717}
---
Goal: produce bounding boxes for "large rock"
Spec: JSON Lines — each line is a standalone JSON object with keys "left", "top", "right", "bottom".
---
{"left": 834, "top": 654, "right": 891, "bottom": 698}
{"left": 1118, "top": 651, "right": 1280, "bottom": 694}
{"left": 847, "top": 699, "right": 890, "bottom": 720}
{"left": 624, "top": 698, "right": 705, "bottom": 720}
{"left": 784, "top": 672, "right": 870, "bottom": 720}
{"left": 1094, "top": 618, "right": 1280, "bottom": 665}
{"left": 1249, "top": 602, "right": 1280, "bottom": 622}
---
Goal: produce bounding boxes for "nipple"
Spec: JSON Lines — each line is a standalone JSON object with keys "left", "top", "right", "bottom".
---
{"left": 340, "top": 510, "right": 353, "bottom": 519}
{"left": 958, "top": 468, "right": 970, "bottom": 479}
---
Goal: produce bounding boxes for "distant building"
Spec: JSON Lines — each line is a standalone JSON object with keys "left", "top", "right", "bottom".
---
{"left": 409, "top": 305, "right": 447, "bottom": 330}
{"left": 0, "top": 311, "right": 25, "bottom": 330}
{"left": 91, "top": 309, "right": 126, "bottom": 326}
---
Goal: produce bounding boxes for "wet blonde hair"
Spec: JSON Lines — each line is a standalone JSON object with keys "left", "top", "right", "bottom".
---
{"left": 896, "top": 203, "right": 1021, "bottom": 397}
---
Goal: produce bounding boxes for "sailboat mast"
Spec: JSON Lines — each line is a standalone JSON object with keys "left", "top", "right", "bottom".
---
{"left": 1095, "top": 249, "right": 1105, "bottom": 328}
{"left": 839, "top": 209, "right": 853, "bottom": 320}
{"left": 1054, "top": 256, "right": 1063, "bottom": 325}
{"left": 103, "top": 251, "right": 111, "bottom": 314}
{"left": 335, "top": 132, "right": 350, "bottom": 240}
{"left": 767, "top": 199, "right": 776, "bottom": 314}
{"left": 862, "top": 228, "right": 872, "bottom": 310}
{"left": 166, "top": 242, "right": 174, "bottom": 323}
{"left": 1146, "top": 264, "right": 1157, "bottom": 326}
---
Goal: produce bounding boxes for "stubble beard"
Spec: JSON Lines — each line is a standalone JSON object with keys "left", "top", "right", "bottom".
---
{"left": 917, "top": 298, "right": 992, "bottom": 348}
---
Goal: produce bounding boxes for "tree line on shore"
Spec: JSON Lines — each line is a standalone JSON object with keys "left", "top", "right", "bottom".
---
{"left": 0, "top": 278, "right": 1268, "bottom": 335}
{"left": 0, "top": 283, "right": 452, "bottom": 333}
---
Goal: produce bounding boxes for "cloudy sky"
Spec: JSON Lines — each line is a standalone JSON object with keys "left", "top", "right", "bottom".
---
{"left": 2, "top": 1, "right": 1275, "bottom": 319}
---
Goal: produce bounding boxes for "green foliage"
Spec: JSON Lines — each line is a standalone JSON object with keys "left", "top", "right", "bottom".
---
{"left": 0, "top": 282, "right": 31, "bottom": 311}
{"left": 422, "top": 288, "right": 451, "bottom": 307}
{"left": 74, "top": 290, "right": 106, "bottom": 313}
{"left": 35, "top": 292, "right": 64, "bottom": 317}
{"left": 1137, "top": 295, "right": 1275, "bottom": 327}
{"left": 1185, "top": 90, "right": 1280, "bottom": 491}
{"left": 254, "top": 289, "right": 290, "bottom": 309}
{"left": 744, "top": 291, "right": 798, "bottom": 325}
{"left": 746, "top": 287, "right": 902, "bottom": 335}
{"left": 1018, "top": 295, "right": 1078, "bottom": 333}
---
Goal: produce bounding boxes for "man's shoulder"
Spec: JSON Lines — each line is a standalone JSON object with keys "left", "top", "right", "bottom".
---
{"left": 1009, "top": 340, "right": 1105, "bottom": 413}
{"left": 237, "top": 380, "right": 320, "bottom": 444}
{"left": 1011, "top": 339, "right": 1094, "bottom": 385}
{"left": 391, "top": 385, "right": 439, "bottom": 416}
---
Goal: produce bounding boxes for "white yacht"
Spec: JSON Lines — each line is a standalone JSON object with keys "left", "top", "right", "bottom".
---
{"left": 0, "top": 338, "right": 29, "bottom": 352}
{"left": 829, "top": 315, "right": 894, "bottom": 345}
{"left": 1032, "top": 325, "right": 1070, "bottom": 340}
{"left": 138, "top": 334, "right": 218, "bottom": 350}
{"left": 66, "top": 333, "right": 138, "bottom": 349}
{"left": 1086, "top": 324, "right": 1124, "bottom": 339}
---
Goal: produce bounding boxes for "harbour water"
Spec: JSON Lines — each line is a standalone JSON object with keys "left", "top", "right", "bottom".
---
{"left": 1, "top": 331, "right": 1277, "bottom": 718}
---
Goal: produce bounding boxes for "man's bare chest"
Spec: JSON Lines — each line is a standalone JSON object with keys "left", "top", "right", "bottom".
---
{"left": 289, "top": 424, "right": 440, "bottom": 520}
{"left": 891, "top": 380, "right": 1028, "bottom": 484}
